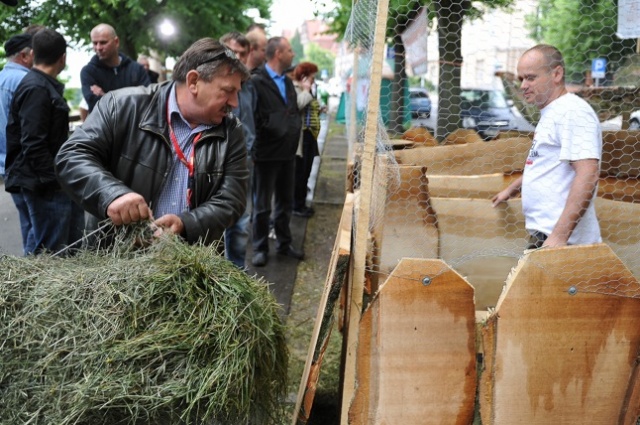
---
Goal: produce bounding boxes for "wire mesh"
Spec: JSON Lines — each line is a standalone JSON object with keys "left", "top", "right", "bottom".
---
{"left": 340, "top": 0, "right": 640, "bottom": 306}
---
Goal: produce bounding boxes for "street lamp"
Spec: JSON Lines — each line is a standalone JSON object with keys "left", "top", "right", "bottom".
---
{"left": 159, "top": 19, "right": 176, "bottom": 39}
{"left": 156, "top": 18, "right": 177, "bottom": 80}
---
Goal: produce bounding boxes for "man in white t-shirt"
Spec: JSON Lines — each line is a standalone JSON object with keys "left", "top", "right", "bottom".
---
{"left": 492, "top": 44, "right": 602, "bottom": 249}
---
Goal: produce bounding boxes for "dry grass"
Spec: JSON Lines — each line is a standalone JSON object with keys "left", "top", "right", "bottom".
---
{"left": 0, "top": 229, "right": 288, "bottom": 425}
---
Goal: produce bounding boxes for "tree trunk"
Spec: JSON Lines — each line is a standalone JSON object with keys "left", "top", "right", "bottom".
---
{"left": 435, "top": 0, "right": 465, "bottom": 141}
{"left": 389, "top": 33, "right": 407, "bottom": 135}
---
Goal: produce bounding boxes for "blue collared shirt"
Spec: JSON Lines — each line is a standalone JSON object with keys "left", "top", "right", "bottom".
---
{"left": 0, "top": 62, "right": 30, "bottom": 176}
{"left": 265, "top": 63, "right": 287, "bottom": 103}
{"left": 154, "top": 84, "right": 212, "bottom": 217}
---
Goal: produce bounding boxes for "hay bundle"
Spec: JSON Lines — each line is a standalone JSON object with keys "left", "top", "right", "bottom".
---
{"left": 0, "top": 234, "right": 288, "bottom": 425}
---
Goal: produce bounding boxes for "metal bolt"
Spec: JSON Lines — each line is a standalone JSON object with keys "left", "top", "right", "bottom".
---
{"left": 422, "top": 276, "right": 431, "bottom": 286}
{"left": 568, "top": 286, "right": 577, "bottom": 296}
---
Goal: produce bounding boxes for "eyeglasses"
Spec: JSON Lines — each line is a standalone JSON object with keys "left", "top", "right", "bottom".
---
{"left": 196, "top": 48, "right": 238, "bottom": 68}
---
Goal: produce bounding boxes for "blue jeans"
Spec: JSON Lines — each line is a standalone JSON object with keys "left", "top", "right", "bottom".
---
{"left": 224, "top": 208, "right": 250, "bottom": 268}
{"left": 19, "top": 188, "right": 85, "bottom": 255}
{"left": 11, "top": 192, "right": 35, "bottom": 256}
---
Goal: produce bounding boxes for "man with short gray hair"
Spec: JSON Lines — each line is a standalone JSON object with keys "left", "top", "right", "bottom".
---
{"left": 492, "top": 44, "right": 601, "bottom": 249}
{"left": 57, "top": 38, "right": 250, "bottom": 246}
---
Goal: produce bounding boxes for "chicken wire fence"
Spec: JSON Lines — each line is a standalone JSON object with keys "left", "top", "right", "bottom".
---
{"left": 340, "top": 0, "right": 640, "bottom": 304}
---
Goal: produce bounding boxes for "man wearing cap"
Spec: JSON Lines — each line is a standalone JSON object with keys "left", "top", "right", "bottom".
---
{"left": 0, "top": 32, "right": 33, "bottom": 252}
{"left": 4, "top": 28, "right": 84, "bottom": 255}
{"left": 80, "top": 23, "right": 150, "bottom": 113}
{"left": 0, "top": 33, "right": 32, "bottom": 178}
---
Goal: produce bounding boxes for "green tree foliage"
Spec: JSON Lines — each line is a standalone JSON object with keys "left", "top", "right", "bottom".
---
{"left": 291, "top": 30, "right": 305, "bottom": 62}
{"left": 320, "top": 0, "right": 514, "bottom": 139}
{"left": 304, "top": 42, "right": 335, "bottom": 76}
{"left": 0, "top": 0, "right": 271, "bottom": 58}
{"left": 527, "top": 0, "right": 636, "bottom": 83}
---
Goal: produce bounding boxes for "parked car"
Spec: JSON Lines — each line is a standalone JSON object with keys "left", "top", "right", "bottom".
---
{"left": 409, "top": 87, "right": 432, "bottom": 118}
{"left": 460, "top": 88, "right": 517, "bottom": 139}
{"left": 599, "top": 109, "right": 640, "bottom": 131}
{"left": 630, "top": 110, "right": 640, "bottom": 130}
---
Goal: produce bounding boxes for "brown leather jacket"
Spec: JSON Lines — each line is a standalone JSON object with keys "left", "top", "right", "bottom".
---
{"left": 55, "top": 81, "right": 248, "bottom": 245}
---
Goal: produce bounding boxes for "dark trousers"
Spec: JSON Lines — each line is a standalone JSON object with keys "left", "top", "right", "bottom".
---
{"left": 526, "top": 231, "right": 548, "bottom": 250}
{"left": 252, "top": 159, "right": 295, "bottom": 253}
{"left": 17, "top": 188, "right": 85, "bottom": 255}
{"left": 294, "top": 130, "right": 319, "bottom": 211}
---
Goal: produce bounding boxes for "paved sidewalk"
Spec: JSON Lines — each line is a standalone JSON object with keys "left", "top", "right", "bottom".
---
{"left": 245, "top": 116, "right": 336, "bottom": 314}
{"left": 0, "top": 180, "right": 22, "bottom": 256}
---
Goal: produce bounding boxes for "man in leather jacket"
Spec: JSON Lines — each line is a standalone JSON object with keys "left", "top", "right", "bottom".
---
{"left": 56, "top": 38, "right": 250, "bottom": 246}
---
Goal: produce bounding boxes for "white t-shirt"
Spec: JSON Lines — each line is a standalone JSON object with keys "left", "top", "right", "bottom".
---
{"left": 522, "top": 92, "right": 602, "bottom": 245}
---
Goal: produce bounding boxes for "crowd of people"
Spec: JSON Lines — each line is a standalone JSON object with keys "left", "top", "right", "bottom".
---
{"left": 1, "top": 21, "right": 602, "bottom": 269}
{"left": 0, "top": 22, "right": 325, "bottom": 270}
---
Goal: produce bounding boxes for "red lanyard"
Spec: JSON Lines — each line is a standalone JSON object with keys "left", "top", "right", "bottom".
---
{"left": 167, "top": 107, "right": 203, "bottom": 208}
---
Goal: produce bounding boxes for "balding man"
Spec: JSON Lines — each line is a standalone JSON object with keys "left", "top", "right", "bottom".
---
{"left": 80, "top": 23, "right": 150, "bottom": 112}
{"left": 492, "top": 44, "right": 602, "bottom": 249}
{"left": 246, "top": 29, "right": 267, "bottom": 71}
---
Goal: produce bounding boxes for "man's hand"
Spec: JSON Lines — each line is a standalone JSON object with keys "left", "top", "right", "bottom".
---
{"left": 491, "top": 189, "right": 512, "bottom": 207}
{"left": 153, "top": 214, "right": 185, "bottom": 237}
{"left": 107, "top": 193, "right": 153, "bottom": 225}
{"left": 492, "top": 176, "right": 523, "bottom": 207}
{"left": 90, "top": 84, "right": 105, "bottom": 97}
{"left": 542, "top": 234, "right": 567, "bottom": 248}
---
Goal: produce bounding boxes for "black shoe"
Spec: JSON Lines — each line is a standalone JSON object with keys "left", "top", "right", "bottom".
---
{"left": 277, "top": 245, "right": 305, "bottom": 260}
{"left": 252, "top": 251, "right": 267, "bottom": 267}
{"left": 292, "top": 207, "right": 314, "bottom": 218}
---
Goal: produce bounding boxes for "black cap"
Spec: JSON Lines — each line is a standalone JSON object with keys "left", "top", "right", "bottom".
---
{"left": 4, "top": 33, "right": 32, "bottom": 57}
{"left": 1, "top": 0, "right": 18, "bottom": 6}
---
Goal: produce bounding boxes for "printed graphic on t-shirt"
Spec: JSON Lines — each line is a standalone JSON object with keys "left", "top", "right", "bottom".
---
{"left": 526, "top": 132, "right": 539, "bottom": 165}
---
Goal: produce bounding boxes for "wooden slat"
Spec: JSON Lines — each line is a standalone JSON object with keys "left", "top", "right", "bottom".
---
{"left": 394, "top": 137, "right": 532, "bottom": 175}
{"left": 293, "top": 194, "right": 354, "bottom": 425}
{"left": 601, "top": 130, "right": 640, "bottom": 178}
{"left": 427, "top": 173, "right": 510, "bottom": 199}
{"left": 393, "top": 130, "right": 640, "bottom": 180}
{"left": 349, "top": 258, "right": 477, "bottom": 424}
{"left": 598, "top": 177, "right": 640, "bottom": 203}
{"left": 481, "top": 244, "right": 640, "bottom": 424}
{"left": 340, "top": 0, "right": 391, "bottom": 421}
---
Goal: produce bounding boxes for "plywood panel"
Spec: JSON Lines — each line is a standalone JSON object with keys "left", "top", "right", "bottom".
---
{"left": 430, "top": 197, "right": 526, "bottom": 310}
{"left": 596, "top": 197, "right": 640, "bottom": 279}
{"left": 377, "top": 165, "right": 439, "bottom": 277}
{"left": 393, "top": 137, "right": 532, "bottom": 175}
{"left": 482, "top": 244, "right": 640, "bottom": 424}
{"left": 350, "top": 259, "right": 477, "bottom": 424}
